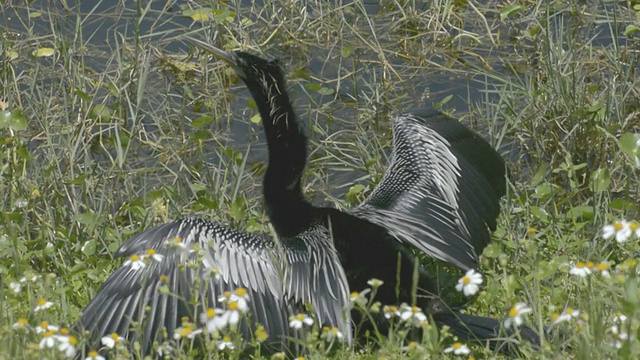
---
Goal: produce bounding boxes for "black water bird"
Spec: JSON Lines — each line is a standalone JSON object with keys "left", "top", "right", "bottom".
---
{"left": 77, "top": 39, "right": 539, "bottom": 354}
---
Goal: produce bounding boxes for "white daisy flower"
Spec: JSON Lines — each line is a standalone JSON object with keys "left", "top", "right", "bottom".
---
{"left": 455, "top": 269, "right": 483, "bottom": 296}
{"left": 444, "top": 342, "right": 471, "bottom": 355}
{"left": 34, "top": 298, "right": 54, "bottom": 312}
{"left": 383, "top": 305, "right": 399, "bottom": 319}
{"left": 569, "top": 261, "right": 592, "bottom": 277}
{"left": 399, "top": 304, "right": 427, "bottom": 325}
{"left": 36, "top": 321, "right": 59, "bottom": 333}
{"left": 504, "top": 302, "right": 532, "bottom": 329}
{"left": 20, "top": 273, "right": 41, "bottom": 282}
{"left": 85, "top": 350, "right": 105, "bottom": 360}
{"left": 12, "top": 318, "right": 29, "bottom": 330}
{"left": 39, "top": 330, "right": 57, "bottom": 349}
{"left": 603, "top": 221, "right": 633, "bottom": 243}
{"left": 552, "top": 307, "right": 580, "bottom": 325}
{"left": 323, "top": 326, "right": 344, "bottom": 342}
{"left": 613, "top": 311, "right": 627, "bottom": 323}
{"left": 101, "top": 332, "right": 125, "bottom": 349}
{"left": 9, "top": 282, "right": 21, "bottom": 293}
{"left": 289, "top": 313, "right": 314, "bottom": 329}
{"left": 123, "top": 254, "right": 146, "bottom": 270}
{"left": 173, "top": 325, "right": 203, "bottom": 340}
{"left": 200, "top": 308, "right": 228, "bottom": 332}
{"left": 145, "top": 249, "right": 164, "bottom": 262}
{"left": 56, "top": 329, "right": 78, "bottom": 358}
{"left": 367, "top": 278, "right": 384, "bottom": 288}
{"left": 610, "top": 325, "right": 629, "bottom": 349}
{"left": 217, "top": 335, "right": 234, "bottom": 350}
{"left": 595, "top": 262, "right": 611, "bottom": 277}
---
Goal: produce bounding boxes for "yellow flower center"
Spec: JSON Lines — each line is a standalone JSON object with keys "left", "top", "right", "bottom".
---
{"left": 411, "top": 306, "right": 419, "bottom": 313}
{"left": 614, "top": 222, "right": 623, "bottom": 231}
{"left": 159, "top": 275, "right": 168, "bottom": 283}
{"left": 39, "top": 321, "right": 49, "bottom": 328}
{"left": 453, "top": 342, "right": 462, "bottom": 349}
{"left": 509, "top": 306, "right": 519, "bottom": 318}
{"left": 179, "top": 326, "right": 193, "bottom": 337}
{"left": 527, "top": 227, "right": 535, "bottom": 234}
{"left": 43, "top": 330, "right": 55, "bottom": 338}
{"left": 551, "top": 313, "right": 559, "bottom": 321}
{"left": 130, "top": 254, "right": 140, "bottom": 262}
{"left": 235, "top": 288, "right": 247, "bottom": 297}
{"left": 111, "top": 332, "right": 121, "bottom": 343}
{"left": 586, "top": 261, "right": 595, "bottom": 268}
{"left": 575, "top": 262, "right": 585, "bottom": 269}
{"left": 229, "top": 301, "right": 239, "bottom": 311}
{"left": 206, "top": 308, "right": 216, "bottom": 318}
{"left": 462, "top": 276, "right": 471, "bottom": 285}
{"left": 17, "top": 318, "right": 28, "bottom": 325}
{"left": 88, "top": 351, "right": 98, "bottom": 357}
{"left": 223, "top": 291, "right": 232, "bottom": 298}
{"left": 597, "top": 263, "right": 610, "bottom": 271}
{"left": 173, "top": 236, "right": 182, "bottom": 244}
{"left": 296, "top": 314, "right": 305, "bottom": 321}
{"left": 147, "top": 249, "right": 157, "bottom": 256}
{"left": 60, "top": 328, "right": 69, "bottom": 335}
{"left": 566, "top": 308, "right": 574, "bottom": 315}
{"left": 37, "top": 299, "right": 48, "bottom": 306}
{"left": 69, "top": 336, "right": 77, "bottom": 345}
{"left": 630, "top": 223, "right": 638, "bottom": 231}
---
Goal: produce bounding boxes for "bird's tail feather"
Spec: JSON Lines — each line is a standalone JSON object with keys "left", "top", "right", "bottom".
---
{"left": 433, "top": 312, "right": 541, "bottom": 355}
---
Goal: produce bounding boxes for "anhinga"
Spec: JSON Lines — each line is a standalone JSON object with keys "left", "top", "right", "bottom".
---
{"left": 77, "top": 38, "right": 540, "bottom": 355}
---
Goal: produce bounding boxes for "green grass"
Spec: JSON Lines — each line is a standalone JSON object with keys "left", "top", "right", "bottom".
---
{"left": 1, "top": 0, "right": 640, "bottom": 358}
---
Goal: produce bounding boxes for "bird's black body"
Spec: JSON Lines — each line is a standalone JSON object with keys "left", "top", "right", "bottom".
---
{"left": 76, "top": 40, "right": 540, "bottom": 356}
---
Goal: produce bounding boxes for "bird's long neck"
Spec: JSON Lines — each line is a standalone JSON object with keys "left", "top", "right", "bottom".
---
{"left": 247, "top": 75, "right": 314, "bottom": 237}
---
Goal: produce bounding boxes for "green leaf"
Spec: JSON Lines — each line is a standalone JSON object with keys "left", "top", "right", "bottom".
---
{"left": 305, "top": 83, "right": 321, "bottom": 91}
{"left": 619, "top": 132, "right": 640, "bottom": 167}
{"left": 532, "top": 184, "right": 553, "bottom": 199}
{"left": 317, "top": 87, "right": 334, "bottom": 95}
{"left": 183, "top": 8, "right": 213, "bottom": 22}
{"left": 500, "top": 3, "right": 522, "bottom": 20}
{"left": 250, "top": 114, "right": 262, "bottom": 124}
{"left": 190, "top": 115, "right": 215, "bottom": 128}
{"left": 230, "top": 197, "right": 246, "bottom": 221}
{"left": 33, "top": 47, "right": 55, "bottom": 57}
{"left": 482, "top": 242, "right": 501, "bottom": 258}
{"left": 90, "top": 104, "right": 111, "bottom": 122}
{"left": 0, "top": 109, "right": 28, "bottom": 130}
{"left": 624, "top": 25, "right": 640, "bottom": 36}
{"left": 530, "top": 163, "right": 548, "bottom": 187}
{"left": 341, "top": 45, "right": 353, "bottom": 58}
{"left": 589, "top": 168, "right": 611, "bottom": 192}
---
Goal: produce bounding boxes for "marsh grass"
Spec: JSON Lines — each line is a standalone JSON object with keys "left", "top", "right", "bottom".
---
{"left": 1, "top": 0, "right": 640, "bottom": 358}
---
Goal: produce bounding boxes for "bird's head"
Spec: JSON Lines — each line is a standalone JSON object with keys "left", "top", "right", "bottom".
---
{"left": 187, "top": 38, "right": 285, "bottom": 100}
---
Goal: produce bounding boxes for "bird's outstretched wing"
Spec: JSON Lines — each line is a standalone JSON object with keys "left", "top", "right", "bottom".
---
{"left": 78, "top": 217, "right": 351, "bottom": 352}
{"left": 351, "top": 108, "right": 506, "bottom": 270}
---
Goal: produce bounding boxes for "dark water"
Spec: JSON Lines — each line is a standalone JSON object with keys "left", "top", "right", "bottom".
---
{"left": 1, "top": 0, "right": 632, "bottom": 205}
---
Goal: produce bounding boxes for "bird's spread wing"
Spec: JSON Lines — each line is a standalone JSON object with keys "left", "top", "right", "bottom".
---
{"left": 351, "top": 108, "right": 506, "bottom": 270}
{"left": 78, "top": 217, "right": 351, "bottom": 351}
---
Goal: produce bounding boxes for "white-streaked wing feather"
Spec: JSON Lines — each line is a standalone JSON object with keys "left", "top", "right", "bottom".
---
{"left": 352, "top": 108, "right": 506, "bottom": 270}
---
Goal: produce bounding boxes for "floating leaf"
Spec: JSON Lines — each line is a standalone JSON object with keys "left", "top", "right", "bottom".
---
{"left": 29, "top": 11, "right": 42, "bottom": 18}
{"left": 90, "top": 104, "right": 111, "bottom": 122}
{"left": 317, "top": 87, "right": 334, "bottom": 95}
{"left": 500, "top": 3, "right": 522, "bottom": 20}
{"left": 183, "top": 8, "right": 212, "bottom": 22}
{"left": 250, "top": 114, "right": 261, "bottom": 124}
{"left": 190, "top": 115, "right": 214, "bottom": 128}
{"left": 305, "top": 83, "right": 321, "bottom": 91}
{"left": 341, "top": 45, "right": 353, "bottom": 58}
{"left": 33, "top": 47, "right": 55, "bottom": 57}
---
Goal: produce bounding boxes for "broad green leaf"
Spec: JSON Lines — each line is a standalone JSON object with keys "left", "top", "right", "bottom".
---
{"left": 500, "top": 3, "right": 522, "bottom": 20}
{"left": 589, "top": 168, "right": 611, "bottom": 192}
{"left": 619, "top": 132, "right": 640, "bottom": 167}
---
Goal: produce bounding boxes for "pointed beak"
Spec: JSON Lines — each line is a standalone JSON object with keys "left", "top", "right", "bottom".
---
{"left": 186, "top": 37, "right": 245, "bottom": 78}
